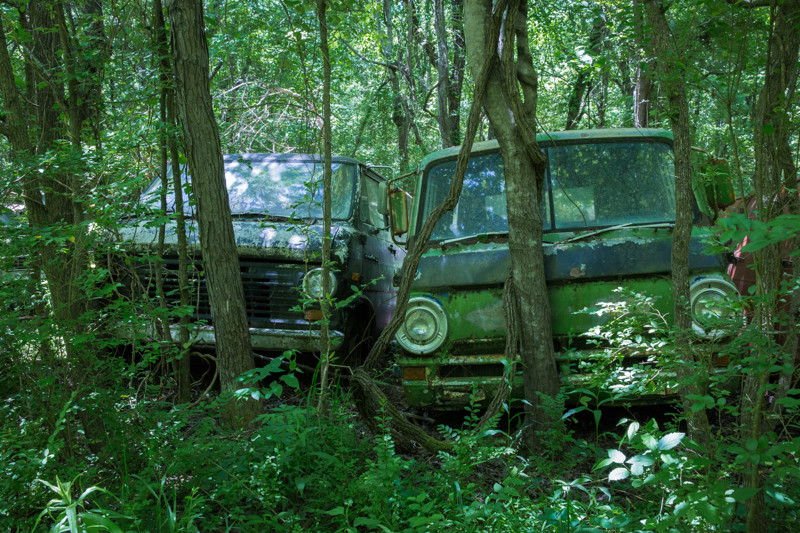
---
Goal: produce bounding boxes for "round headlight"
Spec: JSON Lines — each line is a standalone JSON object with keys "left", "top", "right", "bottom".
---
{"left": 302, "top": 267, "right": 338, "bottom": 299}
{"left": 689, "top": 275, "right": 740, "bottom": 338}
{"left": 396, "top": 296, "right": 448, "bottom": 354}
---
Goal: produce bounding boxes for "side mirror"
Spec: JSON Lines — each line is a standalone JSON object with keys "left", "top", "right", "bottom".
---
{"left": 388, "top": 188, "right": 411, "bottom": 246}
{"left": 377, "top": 181, "right": 389, "bottom": 216}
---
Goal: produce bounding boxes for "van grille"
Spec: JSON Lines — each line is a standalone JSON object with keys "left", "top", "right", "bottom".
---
{"left": 136, "top": 258, "right": 309, "bottom": 330}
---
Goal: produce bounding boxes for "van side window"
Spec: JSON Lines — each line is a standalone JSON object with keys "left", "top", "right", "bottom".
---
{"left": 362, "top": 175, "right": 386, "bottom": 228}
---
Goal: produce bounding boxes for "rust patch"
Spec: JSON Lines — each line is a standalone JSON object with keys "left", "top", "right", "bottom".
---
{"left": 570, "top": 264, "right": 587, "bottom": 278}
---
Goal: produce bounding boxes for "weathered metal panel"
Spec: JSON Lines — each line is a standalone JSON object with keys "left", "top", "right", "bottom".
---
{"left": 118, "top": 221, "right": 355, "bottom": 263}
{"left": 409, "top": 230, "right": 725, "bottom": 290}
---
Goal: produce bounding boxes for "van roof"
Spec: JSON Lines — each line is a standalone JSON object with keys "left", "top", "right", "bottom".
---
{"left": 418, "top": 128, "right": 673, "bottom": 172}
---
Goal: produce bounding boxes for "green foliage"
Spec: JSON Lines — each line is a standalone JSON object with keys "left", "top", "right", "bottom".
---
{"left": 34, "top": 477, "right": 129, "bottom": 533}
{"left": 0, "top": 0, "right": 798, "bottom": 531}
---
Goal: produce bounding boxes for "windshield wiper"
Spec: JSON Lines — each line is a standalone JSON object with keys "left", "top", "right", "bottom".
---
{"left": 230, "top": 213, "right": 306, "bottom": 223}
{"left": 439, "top": 231, "right": 509, "bottom": 249}
{"left": 556, "top": 222, "right": 674, "bottom": 245}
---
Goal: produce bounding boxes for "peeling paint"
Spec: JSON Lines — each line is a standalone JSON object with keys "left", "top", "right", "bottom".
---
{"left": 116, "top": 154, "right": 405, "bottom": 355}
{"left": 396, "top": 129, "right": 736, "bottom": 409}
{"left": 119, "top": 220, "right": 354, "bottom": 263}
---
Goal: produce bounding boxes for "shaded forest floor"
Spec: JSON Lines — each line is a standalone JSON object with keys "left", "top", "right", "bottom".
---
{"left": 5, "top": 356, "right": 800, "bottom": 533}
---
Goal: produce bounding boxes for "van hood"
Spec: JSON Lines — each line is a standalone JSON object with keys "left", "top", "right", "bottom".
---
{"left": 115, "top": 219, "right": 355, "bottom": 263}
{"left": 407, "top": 229, "right": 727, "bottom": 289}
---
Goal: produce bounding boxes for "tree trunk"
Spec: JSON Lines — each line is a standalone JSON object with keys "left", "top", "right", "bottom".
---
{"left": 380, "top": 0, "right": 411, "bottom": 168}
{"left": 316, "top": 0, "right": 334, "bottom": 415}
{"left": 432, "top": 0, "right": 466, "bottom": 147}
{"left": 742, "top": 3, "right": 800, "bottom": 531}
{"left": 464, "top": 0, "right": 559, "bottom": 452}
{"left": 638, "top": 0, "right": 712, "bottom": 450}
{"left": 633, "top": 0, "right": 653, "bottom": 128}
{"left": 154, "top": 0, "right": 192, "bottom": 402}
{"left": 168, "top": 0, "right": 259, "bottom": 426}
{"left": 565, "top": 15, "right": 605, "bottom": 130}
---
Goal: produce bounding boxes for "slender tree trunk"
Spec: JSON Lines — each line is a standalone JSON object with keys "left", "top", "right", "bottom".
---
{"left": 464, "top": 0, "right": 559, "bottom": 452}
{"left": 565, "top": 16, "right": 605, "bottom": 130}
{"left": 154, "top": 0, "right": 192, "bottom": 402}
{"left": 432, "top": 0, "right": 465, "bottom": 147}
{"left": 639, "top": 0, "right": 712, "bottom": 450}
{"left": 316, "top": 0, "right": 334, "bottom": 415}
{"left": 633, "top": 0, "right": 652, "bottom": 128}
{"left": 168, "top": 0, "right": 259, "bottom": 426}
{"left": 742, "top": 3, "right": 800, "bottom": 531}
{"left": 380, "top": 0, "right": 410, "bottom": 168}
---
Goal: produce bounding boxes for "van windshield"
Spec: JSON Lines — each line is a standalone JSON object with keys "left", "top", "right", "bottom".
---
{"left": 421, "top": 140, "right": 675, "bottom": 241}
{"left": 142, "top": 155, "right": 357, "bottom": 220}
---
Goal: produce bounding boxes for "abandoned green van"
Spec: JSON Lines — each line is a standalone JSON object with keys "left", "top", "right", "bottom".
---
{"left": 391, "top": 129, "right": 739, "bottom": 409}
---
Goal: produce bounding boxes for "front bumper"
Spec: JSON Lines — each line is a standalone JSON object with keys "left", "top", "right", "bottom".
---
{"left": 179, "top": 325, "right": 344, "bottom": 353}
{"left": 397, "top": 349, "right": 730, "bottom": 410}
{"left": 119, "top": 321, "right": 343, "bottom": 353}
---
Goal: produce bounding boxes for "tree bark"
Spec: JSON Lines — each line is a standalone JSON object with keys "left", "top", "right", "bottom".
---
{"left": 565, "top": 15, "right": 605, "bottom": 130}
{"left": 316, "top": 0, "right": 334, "bottom": 415}
{"left": 167, "top": 0, "right": 259, "bottom": 426}
{"left": 433, "top": 0, "right": 466, "bottom": 147}
{"left": 633, "top": 0, "right": 653, "bottom": 128}
{"left": 638, "top": 0, "right": 712, "bottom": 450}
{"left": 742, "top": 2, "right": 800, "bottom": 531}
{"left": 154, "top": 0, "right": 192, "bottom": 402}
{"left": 464, "top": 0, "right": 559, "bottom": 452}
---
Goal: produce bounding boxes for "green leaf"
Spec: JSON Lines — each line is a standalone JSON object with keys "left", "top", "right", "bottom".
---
{"left": 674, "top": 501, "right": 690, "bottom": 517}
{"left": 608, "top": 449, "right": 626, "bottom": 463}
{"left": 608, "top": 467, "right": 629, "bottom": 481}
{"left": 697, "top": 501, "right": 719, "bottom": 523}
{"left": 325, "top": 506, "right": 345, "bottom": 516}
{"left": 729, "top": 487, "right": 760, "bottom": 502}
{"left": 657, "top": 432, "right": 685, "bottom": 451}
{"left": 281, "top": 374, "right": 300, "bottom": 389}
{"left": 595, "top": 458, "right": 615, "bottom": 469}
{"left": 642, "top": 434, "right": 658, "bottom": 451}
{"left": 626, "top": 421, "right": 640, "bottom": 441}
{"left": 627, "top": 455, "right": 655, "bottom": 476}
{"left": 77, "top": 512, "right": 125, "bottom": 533}
{"left": 354, "top": 517, "right": 383, "bottom": 527}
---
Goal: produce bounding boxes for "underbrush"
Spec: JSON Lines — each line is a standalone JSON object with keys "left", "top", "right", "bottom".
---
{"left": 2, "top": 294, "right": 799, "bottom": 532}
{"left": 4, "top": 368, "right": 799, "bottom": 532}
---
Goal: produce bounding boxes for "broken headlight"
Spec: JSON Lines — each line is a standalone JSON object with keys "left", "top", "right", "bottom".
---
{"left": 689, "top": 275, "right": 741, "bottom": 338}
{"left": 396, "top": 296, "right": 448, "bottom": 354}
{"left": 302, "top": 267, "right": 338, "bottom": 299}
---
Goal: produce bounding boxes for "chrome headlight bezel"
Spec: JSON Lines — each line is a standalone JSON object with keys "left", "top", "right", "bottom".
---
{"left": 396, "top": 296, "right": 448, "bottom": 355}
{"left": 302, "top": 267, "right": 338, "bottom": 299}
{"left": 689, "top": 275, "right": 741, "bottom": 339}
